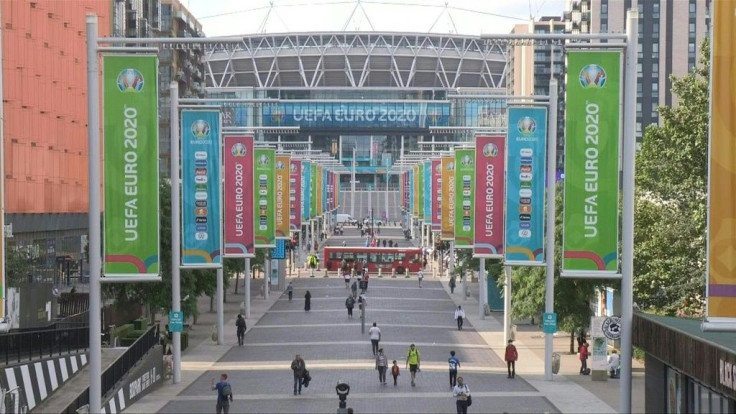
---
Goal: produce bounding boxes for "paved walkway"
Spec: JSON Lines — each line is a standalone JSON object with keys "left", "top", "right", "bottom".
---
{"left": 127, "top": 270, "right": 644, "bottom": 413}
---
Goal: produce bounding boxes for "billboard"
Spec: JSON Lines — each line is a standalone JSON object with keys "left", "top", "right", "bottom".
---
{"left": 423, "top": 160, "right": 432, "bottom": 224}
{"left": 181, "top": 110, "right": 222, "bottom": 267}
{"left": 275, "top": 155, "right": 291, "bottom": 239}
{"left": 102, "top": 55, "right": 160, "bottom": 278}
{"left": 441, "top": 156, "right": 456, "bottom": 240}
{"left": 223, "top": 135, "right": 255, "bottom": 257}
{"left": 454, "top": 148, "right": 475, "bottom": 248}
{"left": 562, "top": 51, "right": 622, "bottom": 277}
{"left": 417, "top": 163, "right": 424, "bottom": 220}
{"left": 290, "top": 159, "right": 302, "bottom": 232}
{"left": 474, "top": 136, "right": 505, "bottom": 258}
{"left": 505, "top": 107, "right": 547, "bottom": 265}
{"left": 302, "top": 161, "right": 311, "bottom": 220}
{"left": 431, "top": 159, "right": 442, "bottom": 232}
{"left": 254, "top": 148, "right": 276, "bottom": 248}
{"left": 706, "top": 1, "right": 736, "bottom": 321}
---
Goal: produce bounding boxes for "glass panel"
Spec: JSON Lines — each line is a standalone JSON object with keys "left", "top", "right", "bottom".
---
{"left": 699, "top": 386, "right": 709, "bottom": 413}
{"left": 396, "top": 253, "right": 405, "bottom": 262}
{"left": 369, "top": 253, "right": 378, "bottom": 262}
{"left": 356, "top": 253, "right": 367, "bottom": 262}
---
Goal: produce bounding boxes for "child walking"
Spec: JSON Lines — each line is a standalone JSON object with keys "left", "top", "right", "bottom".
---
{"left": 391, "top": 360, "right": 400, "bottom": 386}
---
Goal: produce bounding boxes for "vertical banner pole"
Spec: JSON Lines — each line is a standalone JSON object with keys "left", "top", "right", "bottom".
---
{"left": 449, "top": 241, "right": 455, "bottom": 278}
{"left": 169, "top": 81, "right": 182, "bottom": 384}
{"left": 216, "top": 267, "right": 224, "bottom": 345}
{"left": 244, "top": 258, "right": 251, "bottom": 318}
{"left": 479, "top": 258, "right": 486, "bottom": 319}
{"left": 265, "top": 254, "right": 270, "bottom": 300}
{"left": 545, "top": 79, "right": 558, "bottom": 381}
{"left": 85, "top": 14, "right": 102, "bottom": 413}
{"left": 620, "top": 10, "right": 638, "bottom": 413}
{"left": 503, "top": 265, "right": 511, "bottom": 344}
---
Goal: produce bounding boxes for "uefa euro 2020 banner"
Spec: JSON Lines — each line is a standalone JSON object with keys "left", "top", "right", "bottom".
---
{"left": 181, "top": 110, "right": 222, "bottom": 267}
{"left": 103, "top": 55, "right": 160, "bottom": 278}
{"left": 417, "top": 163, "right": 424, "bottom": 220}
{"left": 505, "top": 107, "right": 547, "bottom": 265}
{"left": 290, "top": 159, "right": 302, "bottom": 232}
{"left": 254, "top": 148, "right": 276, "bottom": 248}
{"left": 224, "top": 135, "right": 254, "bottom": 257}
{"left": 441, "top": 156, "right": 455, "bottom": 240}
{"left": 431, "top": 159, "right": 442, "bottom": 232}
{"left": 706, "top": 2, "right": 736, "bottom": 323}
{"left": 474, "top": 136, "right": 505, "bottom": 258}
{"left": 275, "top": 155, "right": 291, "bottom": 239}
{"left": 423, "top": 160, "right": 432, "bottom": 224}
{"left": 562, "top": 51, "right": 621, "bottom": 277}
{"left": 301, "top": 161, "right": 311, "bottom": 221}
{"left": 454, "top": 148, "right": 475, "bottom": 248}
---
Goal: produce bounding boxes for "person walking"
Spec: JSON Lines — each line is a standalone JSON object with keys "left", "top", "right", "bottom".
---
{"left": 345, "top": 295, "right": 355, "bottom": 319}
{"left": 235, "top": 314, "right": 246, "bottom": 347}
{"left": 417, "top": 270, "right": 424, "bottom": 288}
{"left": 211, "top": 373, "right": 233, "bottom": 414}
{"left": 391, "top": 360, "right": 400, "bottom": 386}
{"left": 304, "top": 290, "right": 312, "bottom": 312}
{"left": 579, "top": 340, "right": 590, "bottom": 374}
{"left": 452, "top": 376, "right": 471, "bottom": 414}
{"left": 406, "top": 343, "right": 421, "bottom": 386}
{"left": 505, "top": 339, "right": 518, "bottom": 378}
{"left": 448, "top": 350, "right": 461, "bottom": 388}
{"left": 449, "top": 276, "right": 456, "bottom": 294}
{"left": 375, "top": 348, "right": 388, "bottom": 385}
{"left": 351, "top": 280, "right": 358, "bottom": 298}
{"left": 454, "top": 306, "right": 465, "bottom": 330}
{"left": 287, "top": 282, "right": 293, "bottom": 302}
{"left": 344, "top": 271, "right": 351, "bottom": 288}
{"left": 291, "top": 354, "right": 306, "bottom": 395}
{"left": 369, "top": 322, "right": 382, "bottom": 355}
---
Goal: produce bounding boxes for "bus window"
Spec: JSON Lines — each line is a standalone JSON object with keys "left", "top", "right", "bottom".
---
{"left": 382, "top": 253, "right": 394, "bottom": 263}
{"left": 329, "top": 252, "right": 342, "bottom": 260}
{"left": 369, "top": 253, "right": 378, "bottom": 263}
{"left": 396, "top": 253, "right": 405, "bottom": 262}
{"left": 356, "top": 253, "right": 367, "bottom": 263}
{"left": 343, "top": 253, "right": 354, "bottom": 260}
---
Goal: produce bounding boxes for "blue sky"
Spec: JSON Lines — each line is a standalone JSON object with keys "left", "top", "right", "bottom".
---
{"left": 183, "top": 0, "right": 567, "bottom": 37}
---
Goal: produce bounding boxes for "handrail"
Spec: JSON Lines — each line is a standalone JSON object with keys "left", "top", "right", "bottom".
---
{"left": 0, "top": 327, "right": 88, "bottom": 366}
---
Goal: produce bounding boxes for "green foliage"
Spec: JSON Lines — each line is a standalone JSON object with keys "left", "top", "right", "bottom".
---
{"left": 634, "top": 40, "right": 709, "bottom": 317}
{"left": 4, "top": 241, "right": 32, "bottom": 287}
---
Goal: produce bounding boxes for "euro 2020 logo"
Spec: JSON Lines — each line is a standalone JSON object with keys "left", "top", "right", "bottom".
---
{"left": 231, "top": 143, "right": 247, "bottom": 157}
{"left": 191, "top": 120, "right": 211, "bottom": 139}
{"left": 460, "top": 155, "right": 473, "bottom": 166}
{"left": 116, "top": 69, "right": 144, "bottom": 92}
{"left": 483, "top": 143, "right": 499, "bottom": 157}
{"left": 258, "top": 154, "right": 270, "bottom": 166}
{"left": 517, "top": 117, "right": 536, "bottom": 136}
{"left": 579, "top": 64, "right": 607, "bottom": 88}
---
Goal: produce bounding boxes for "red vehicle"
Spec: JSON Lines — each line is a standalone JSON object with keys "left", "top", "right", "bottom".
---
{"left": 323, "top": 246, "right": 423, "bottom": 275}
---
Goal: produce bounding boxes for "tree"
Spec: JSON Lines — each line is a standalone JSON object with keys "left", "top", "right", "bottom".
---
{"left": 634, "top": 40, "right": 709, "bottom": 317}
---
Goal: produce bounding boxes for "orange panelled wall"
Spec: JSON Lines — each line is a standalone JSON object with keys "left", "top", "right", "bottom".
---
{"left": 2, "top": 0, "right": 110, "bottom": 214}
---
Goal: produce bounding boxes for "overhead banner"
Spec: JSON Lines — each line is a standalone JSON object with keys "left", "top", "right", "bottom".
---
{"left": 505, "top": 107, "right": 547, "bottom": 265}
{"left": 706, "top": 1, "right": 736, "bottom": 323}
{"left": 254, "top": 148, "right": 276, "bottom": 248}
{"left": 102, "top": 55, "right": 160, "bottom": 278}
{"left": 441, "top": 156, "right": 455, "bottom": 240}
{"left": 423, "top": 160, "right": 432, "bottom": 224}
{"left": 181, "top": 110, "right": 222, "bottom": 267}
{"left": 562, "top": 51, "right": 622, "bottom": 277}
{"left": 275, "top": 155, "right": 291, "bottom": 239}
{"left": 290, "top": 160, "right": 302, "bottom": 232}
{"left": 431, "top": 159, "right": 442, "bottom": 231}
{"left": 224, "top": 135, "right": 255, "bottom": 257}
{"left": 454, "top": 148, "right": 475, "bottom": 248}
{"left": 474, "top": 136, "right": 505, "bottom": 258}
{"left": 302, "top": 161, "right": 311, "bottom": 221}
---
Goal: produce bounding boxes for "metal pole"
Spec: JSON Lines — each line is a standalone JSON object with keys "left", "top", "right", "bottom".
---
{"left": 503, "top": 265, "right": 511, "bottom": 344}
{"left": 85, "top": 14, "right": 102, "bottom": 413}
{"left": 479, "top": 258, "right": 485, "bottom": 319}
{"left": 265, "top": 256, "right": 270, "bottom": 300}
{"left": 216, "top": 268, "right": 224, "bottom": 345}
{"left": 449, "top": 240, "right": 455, "bottom": 277}
{"left": 170, "top": 81, "right": 182, "bottom": 384}
{"left": 620, "top": 10, "right": 638, "bottom": 413}
{"left": 544, "top": 79, "right": 558, "bottom": 381}
{"left": 244, "top": 258, "right": 251, "bottom": 318}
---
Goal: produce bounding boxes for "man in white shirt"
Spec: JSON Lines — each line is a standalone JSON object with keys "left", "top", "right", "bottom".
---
{"left": 454, "top": 305, "right": 466, "bottom": 330}
{"left": 608, "top": 350, "right": 621, "bottom": 378}
{"left": 369, "top": 322, "right": 381, "bottom": 356}
{"left": 452, "top": 376, "right": 471, "bottom": 414}
{"left": 417, "top": 270, "right": 424, "bottom": 288}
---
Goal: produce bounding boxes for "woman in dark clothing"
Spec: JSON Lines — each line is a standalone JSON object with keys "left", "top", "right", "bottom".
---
{"left": 304, "top": 290, "right": 312, "bottom": 312}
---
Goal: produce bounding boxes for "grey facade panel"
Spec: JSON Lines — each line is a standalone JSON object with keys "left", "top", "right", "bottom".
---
{"left": 7, "top": 213, "right": 88, "bottom": 234}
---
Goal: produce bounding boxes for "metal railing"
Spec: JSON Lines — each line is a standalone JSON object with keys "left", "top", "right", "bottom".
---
{"left": 63, "top": 324, "right": 159, "bottom": 414}
{"left": 0, "top": 327, "right": 88, "bottom": 365}
{"left": 1, "top": 386, "right": 28, "bottom": 414}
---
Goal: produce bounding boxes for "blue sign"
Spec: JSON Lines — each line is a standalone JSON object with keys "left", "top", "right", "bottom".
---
{"left": 423, "top": 160, "right": 432, "bottom": 224}
{"left": 262, "top": 102, "right": 450, "bottom": 129}
{"left": 505, "top": 106, "right": 547, "bottom": 264}
{"left": 542, "top": 312, "right": 557, "bottom": 334}
{"left": 271, "top": 239, "right": 286, "bottom": 259}
{"left": 301, "top": 161, "right": 311, "bottom": 220}
{"left": 181, "top": 110, "right": 222, "bottom": 267}
{"left": 169, "top": 311, "right": 184, "bottom": 333}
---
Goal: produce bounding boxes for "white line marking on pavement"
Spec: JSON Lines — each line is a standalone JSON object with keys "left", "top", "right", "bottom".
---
{"left": 268, "top": 309, "right": 451, "bottom": 314}
{"left": 282, "top": 297, "right": 453, "bottom": 302}
{"left": 218, "top": 341, "right": 490, "bottom": 348}
{"left": 286, "top": 286, "right": 444, "bottom": 291}
{"left": 184, "top": 361, "right": 507, "bottom": 373}
{"left": 251, "top": 323, "right": 455, "bottom": 329}
{"left": 164, "top": 391, "right": 542, "bottom": 401}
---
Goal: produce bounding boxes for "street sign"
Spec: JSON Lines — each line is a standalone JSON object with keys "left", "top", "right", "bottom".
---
{"left": 542, "top": 312, "right": 557, "bottom": 334}
{"left": 169, "top": 311, "right": 184, "bottom": 333}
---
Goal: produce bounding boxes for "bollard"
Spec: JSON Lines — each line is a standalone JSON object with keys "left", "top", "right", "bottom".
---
{"left": 391, "top": 268, "right": 396, "bottom": 278}
{"left": 324, "top": 269, "right": 329, "bottom": 278}
{"left": 378, "top": 268, "right": 382, "bottom": 278}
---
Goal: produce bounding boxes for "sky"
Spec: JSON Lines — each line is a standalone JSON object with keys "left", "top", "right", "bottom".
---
{"left": 183, "top": 0, "right": 567, "bottom": 37}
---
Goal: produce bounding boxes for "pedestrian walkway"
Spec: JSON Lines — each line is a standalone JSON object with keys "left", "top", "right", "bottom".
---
{"left": 127, "top": 274, "right": 644, "bottom": 413}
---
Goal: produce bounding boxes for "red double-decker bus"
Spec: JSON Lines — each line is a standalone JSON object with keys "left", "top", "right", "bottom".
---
{"left": 323, "top": 246, "right": 423, "bottom": 275}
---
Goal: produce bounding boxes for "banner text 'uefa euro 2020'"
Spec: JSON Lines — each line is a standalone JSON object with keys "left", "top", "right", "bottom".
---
{"left": 262, "top": 102, "right": 450, "bottom": 129}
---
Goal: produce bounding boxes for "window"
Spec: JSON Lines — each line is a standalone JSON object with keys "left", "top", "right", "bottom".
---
{"left": 652, "top": 62, "right": 659, "bottom": 75}
{"left": 689, "top": 43, "right": 696, "bottom": 52}
{"left": 689, "top": 3, "right": 696, "bottom": 14}
{"left": 653, "top": 3, "right": 660, "bottom": 18}
{"left": 601, "top": 23, "right": 608, "bottom": 32}
{"left": 690, "top": 23, "right": 696, "bottom": 33}
{"left": 652, "top": 82, "right": 659, "bottom": 93}
{"left": 601, "top": 4, "right": 608, "bottom": 14}
{"left": 637, "top": 63, "right": 642, "bottom": 74}
{"left": 636, "top": 102, "right": 642, "bottom": 112}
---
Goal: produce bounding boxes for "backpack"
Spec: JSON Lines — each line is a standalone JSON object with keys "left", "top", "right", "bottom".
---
{"left": 221, "top": 383, "right": 232, "bottom": 398}
{"left": 346, "top": 297, "right": 355, "bottom": 307}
